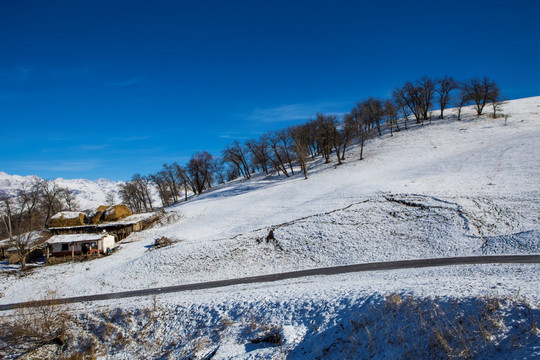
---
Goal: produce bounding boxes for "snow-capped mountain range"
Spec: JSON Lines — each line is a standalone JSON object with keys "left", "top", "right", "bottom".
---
{"left": 0, "top": 171, "right": 123, "bottom": 211}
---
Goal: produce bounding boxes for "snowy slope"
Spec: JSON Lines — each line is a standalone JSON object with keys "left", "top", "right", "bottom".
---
{"left": 1, "top": 97, "right": 539, "bottom": 359}
{"left": 2, "top": 96, "right": 539, "bottom": 299}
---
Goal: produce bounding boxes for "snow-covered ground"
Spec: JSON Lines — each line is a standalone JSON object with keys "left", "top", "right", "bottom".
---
{"left": 1, "top": 97, "right": 539, "bottom": 359}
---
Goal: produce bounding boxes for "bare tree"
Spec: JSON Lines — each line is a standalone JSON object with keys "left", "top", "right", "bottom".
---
{"left": 14, "top": 231, "right": 33, "bottom": 270}
{"left": 119, "top": 182, "right": 143, "bottom": 213}
{"left": 393, "top": 76, "right": 436, "bottom": 124}
{"left": 105, "top": 192, "right": 116, "bottom": 205}
{"left": 0, "top": 193, "right": 14, "bottom": 242}
{"left": 149, "top": 171, "right": 171, "bottom": 207}
{"left": 275, "top": 129, "right": 296, "bottom": 175}
{"left": 339, "top": 114, "right": 354, "bottom": 161}
{"left": 16, "top": 182, "right": 41, "bottom": 230}
{"left": 60, "top": 188, "right": 78, "bottom": 211}
{"left": 162, "top": 163, "right": 180, "bottom": 203}
{"left": 289, "top": 124, "right": 310, "bottom": 179}
{"left": 393, "top": 95, "right": 410, "bottom": 130}
{"left": 132, "top": 174, "right": 155, "bottom": 211}
{"left": 226, "top": 166, "right": 241, "bottom": 182}
{"left": 463, "top": 77, "right": 500, "bottom": 117}
{"left": 187, "top": 151, "right": 214, "bottom": 195}
{"left": 491, "top": 97, "right": 506, "bottom": 118}
{"left": 173, "top": 163, "right": 190, "bottom": 202}
{"left": 331, "top": 116, "right": 348, "bottom": 164}
{"left": 38, "top": 180, "right": 65, "bottom": 224}
{"left": 437, "top": 76, "right": 459, "bottom": 119}
{"left": 303, "top": 119, "right": 320, "bottom": 160}
{"left": 384, "top": 99, "right": 398, "bottom": 136}
{"left": 265, "top": 132, "right": 291, "bottom": 177}
{"left": 455, "top": 87, "right": 470, "bottom": 121}
{"left": 315, "top": 113, "right": 345, "bottom": 164}
{"left": 210, "top": 157, "right": 227, "bottom": 185}
{"left": 120, "top": 174, "right": 155, "bottom": 213}
{"left": 347, "top": 102, "right": 374, "bottom": 161}
{"left": 393, "top": 83, "right": 422, "bottom": 123}
{"left": 358, "top": 98, "right": 384, "bottom": 135}
{"left": 222, "top": 141, "right": 251, "bottom": 179}
{"left": 314, "top": 113, "right": 335, "bottom": 163}
{"left": 246, "top": 138, "right": 271, "bottom": 175}
{"left": 417, "top": 75, "right": 437, "bottom": 121}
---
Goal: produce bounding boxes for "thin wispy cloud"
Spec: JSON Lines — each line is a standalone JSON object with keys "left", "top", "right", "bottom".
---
{"left": 247, "top": 102, "right": 349, "bottom": 123}
{"left": 16, "top": 160, "right": 99, "bottom": 172}
{"left": 219, "top": 134, "right": 250, "bottom": 140}
{"left": 13, "top": 67, "right": 33, "bottom": 82}
{"left": 109, "top": 136, "right": 150, "bottom": 142}
{"left": 106, "top": 78, "right": 143, "bottom": 87}
{"left": 76, "top": 144, "right": 108, "bottom": 151}
{"left": 0, "top": 66, "right": 34, "bottom": 82}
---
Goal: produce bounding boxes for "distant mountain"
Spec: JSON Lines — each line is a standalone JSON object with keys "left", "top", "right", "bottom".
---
{"left": 0, "top": 171, "right": 123, "bottom": 211}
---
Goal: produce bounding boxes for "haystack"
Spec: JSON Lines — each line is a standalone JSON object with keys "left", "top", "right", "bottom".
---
{"left": 48, "top": 211, "right": 85, "bottom": 228}
{"left": 87, "top": 205, "right": 111, "bottom": 224}
{"left": 103, "top": 204, "right": 132, "bottom": 222}
{"left": 97, "top": 205, "right": 109, "bottom": 212}
{"left": 88, "top": 210, "right": 104, "bottom": 225}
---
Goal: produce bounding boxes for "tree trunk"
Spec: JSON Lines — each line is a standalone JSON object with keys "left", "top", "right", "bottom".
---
{"left": 334, "top": 144, "right": 342, "bottom": 165}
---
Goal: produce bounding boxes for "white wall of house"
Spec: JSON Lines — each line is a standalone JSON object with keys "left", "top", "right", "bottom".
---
{"left": 49, "top": 234, "right": 115, "bottom": 255}
{"left": 102, "top": 235, "right": 115, "bottom": 252}
{"left": 51, "top": 242, "right": 84, "bottom": 254}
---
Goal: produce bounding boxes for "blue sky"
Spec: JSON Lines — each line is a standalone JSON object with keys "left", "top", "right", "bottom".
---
{"left": 1, "top": 0, "right": 539, "bottom": 181}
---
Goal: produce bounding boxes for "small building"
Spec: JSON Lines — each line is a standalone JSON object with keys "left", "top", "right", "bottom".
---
{"left": 46, "top": 233, "right": 115, "bottom": 258}
{"left": 0, "top": 238, "right": 10, "bottom": 259}
{"left": 1, "top": 231, "right": 47, "bottom": 264}
{"left": 48, "top": 212, "right": 159, "bottom": 241}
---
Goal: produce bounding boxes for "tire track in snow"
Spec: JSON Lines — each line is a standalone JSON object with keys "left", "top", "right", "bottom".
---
{"left": 231, "top": 199, "right": 369, "bottom": 240}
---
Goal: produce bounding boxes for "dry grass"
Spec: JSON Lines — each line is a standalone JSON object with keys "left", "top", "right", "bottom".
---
{"left": 345, "top": 293, "right": 540, "bottom": 359}
{"left": 45, "top": 254, "right": 100, "bottom": 265}
{"left": 0, "top": 291, "right": 72, "bottom": 359}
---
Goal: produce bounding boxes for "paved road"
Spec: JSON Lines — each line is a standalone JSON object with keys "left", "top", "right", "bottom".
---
{"left": 1, "top": 254, "right": 538, "bottom": 311}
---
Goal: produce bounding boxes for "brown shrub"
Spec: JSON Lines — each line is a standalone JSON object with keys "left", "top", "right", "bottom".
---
{"left": 46, "top": 255, "right": 97, "bottom": 265}
{"left": 153, "top": 236, "right": 175, "bottom": 249}
{"left": 0, "top": 291, "right": 71, "bottom": 357}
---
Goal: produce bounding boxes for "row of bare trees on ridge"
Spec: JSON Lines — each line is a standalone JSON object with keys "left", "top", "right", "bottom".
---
{"left": 0, "top": 75, "right": 503, "bottom": 236}
{"left": 120, "top": 76, "right": 503, "bottom": 211}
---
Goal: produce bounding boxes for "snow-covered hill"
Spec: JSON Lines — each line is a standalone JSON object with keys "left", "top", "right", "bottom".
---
{"left": 1, "top": 97, "right": 539, "bottom": 359}
{"left": 0, "top": 171, "right": 122, "bottom": 210}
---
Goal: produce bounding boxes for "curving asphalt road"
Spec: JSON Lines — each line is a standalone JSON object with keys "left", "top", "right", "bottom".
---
{"left": 1, "top": 254, "right": 538, "bottom": 311}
